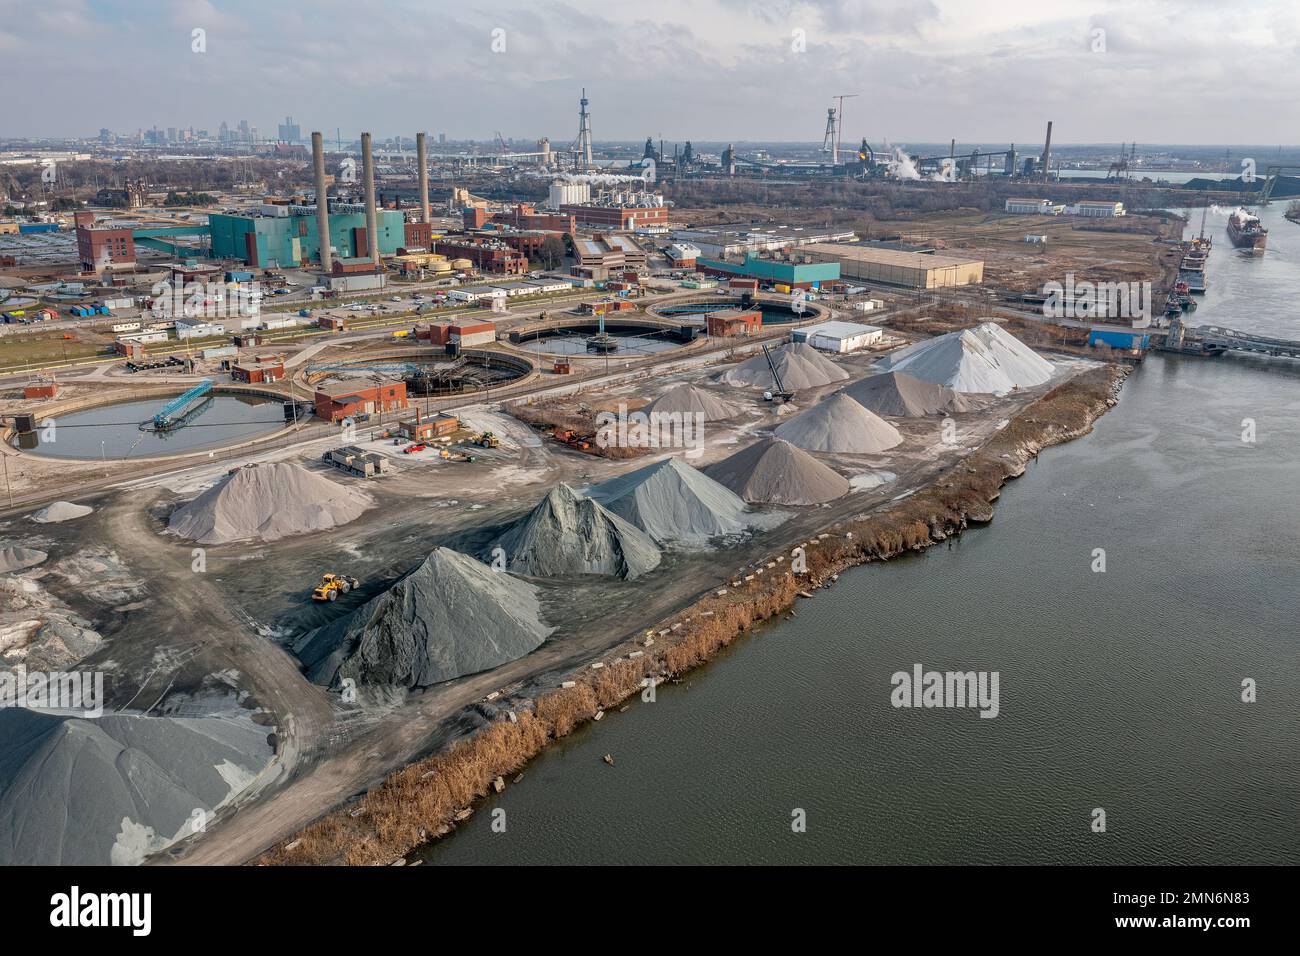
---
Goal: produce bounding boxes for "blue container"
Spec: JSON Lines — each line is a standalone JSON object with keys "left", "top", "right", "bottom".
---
{"left": 1089, "top": 329, "right": 1149, "bottom": 350}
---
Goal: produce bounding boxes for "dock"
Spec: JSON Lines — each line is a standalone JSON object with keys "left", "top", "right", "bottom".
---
{"left": 1154, "top": 318, "right": 1300, "bottom": 359}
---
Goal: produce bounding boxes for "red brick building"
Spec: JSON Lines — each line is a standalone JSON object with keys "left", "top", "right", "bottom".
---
{"left": 403, "top": 221, "right": 432, "bottom": 250}
{"left": 314, "top": 381, "right": 408, "bottom": 422}
{"left": 490, "top": 204, "right": 576, "bottom": 234}
{"left": 231, "top": 358, "right": 285, "bottom": 383}
{"left": 74, "top": 211, "right": 135, "bottom": 271}
{"left": 433, "top": 238, "right": 527, "bottom": 275}
{"left": 559, "top": 203, "right": 668, "bottom": 231}
{"left": 706, "top": 308, "right": 762, "bottom": 337}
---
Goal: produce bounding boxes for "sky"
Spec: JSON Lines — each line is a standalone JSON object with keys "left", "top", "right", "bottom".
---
{"left": 1, "top": 0, "right": 1297, "bottom": 144}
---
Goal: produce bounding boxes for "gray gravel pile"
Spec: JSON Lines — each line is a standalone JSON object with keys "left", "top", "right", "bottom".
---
{"left": 0, "top": 708, "right": 273, "bottom": 865}
{"left": 295, "top": 546, "right": 552, "bottom": 689}
{"left": 877, "top": 321, "right": 1054, "bottom": 395}
{"left": 705, "top": 438, "right": 849, "bottom": 505}
{"left": 0, "top": 546, "right": 48, "bottom": 573}
{"left": 642, "top": 384, "right": 746, "bottom": 421}
{"left": 719, "top": 342, "right": 850, "bottom": 389}
{"left": 589, "top": 456, "right": 755, "bottom": 547}
{"left": 29, "top": 502, "right": 92, "bottom": 523}
{"left": 168, "top": 462, "right": 372, "bottom": 544}
{"left": 840, "top": 370, "right": 972, "bottom": 417}
{"left": 490, "top": 483, "right": 661, "bottom": 580}
{"left": 774, "top": 393, "right": 904, "bottom": 454}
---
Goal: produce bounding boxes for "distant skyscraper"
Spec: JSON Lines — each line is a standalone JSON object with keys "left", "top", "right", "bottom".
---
{"left": 278, "top": 115, "right": 301, "bottom": 143}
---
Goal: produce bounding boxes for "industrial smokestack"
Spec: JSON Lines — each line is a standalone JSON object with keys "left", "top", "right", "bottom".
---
{"left": 311, "top": 131, "right": 332, "bottom": 272}
{"left": 1041, "top": 121, "right": 1053, "bottom": 181}
{"left": 416, "top": 131, "right": 430, "bottom": 224}
{"left": 361, "top": 131, "right": 380, "bottom": 266}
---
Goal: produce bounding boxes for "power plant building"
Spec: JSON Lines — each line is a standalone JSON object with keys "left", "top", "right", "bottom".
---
{"left": 208, "top": 207, "right": 407, "bottom": 268}
{"left": 800, "top": 244, "right": 984, "bottom": 289}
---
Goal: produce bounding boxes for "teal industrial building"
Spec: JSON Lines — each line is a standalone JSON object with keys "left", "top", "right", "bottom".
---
{"left": 696, "top": 253, "right": 840, "bottom": 289}
{"left": 208, "top": 208, "right": 408, "bottom": 268}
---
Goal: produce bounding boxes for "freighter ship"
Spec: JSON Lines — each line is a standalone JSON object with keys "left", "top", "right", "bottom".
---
{"left": 1227, "top": 208, "right": 1268, "bottom": 251}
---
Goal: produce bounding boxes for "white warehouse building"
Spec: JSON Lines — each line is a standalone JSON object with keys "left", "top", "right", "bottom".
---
{"left": 792, "top": 320, "right": 883, "bottom": 353}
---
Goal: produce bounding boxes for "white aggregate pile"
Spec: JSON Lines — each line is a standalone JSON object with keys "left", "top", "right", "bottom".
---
{"left": 719, "top": 342, "right": 850, "bottom": 389}
{"left": 167, "top": 462, "right": 372, "bottom": 544}
{"left": 0, "top": 708, "right": 273, "bottom": 865}
{"left": 878, "top": 322, "right": 1054, "bottom": 395}
{"left": 642, "top": 384, "right": 746, "bottom": 421}
{"left": 841, "top": 370, "right": 972, "bottom": 417}
{"left": 490, "top": 484, "right": 661, "bottom": 580}
{"left": 705, "top": 438, "right": 849, "bottom": 505}
{"left": 774, "top": 393, "right": 904, "bottom": 454}
{"left": 29, "top": 502, "right": 92, "bottom": 523}
{"left": 295, "top": 547, "right": 552, "bottom": 689}
{"left": 589, "top": 456, "right": 756, "bottom": 547}
{"left": 0, "top": 546, "right": 48, "bottom": 573}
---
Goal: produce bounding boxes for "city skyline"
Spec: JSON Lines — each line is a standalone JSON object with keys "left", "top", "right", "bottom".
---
{"left": 2, "top": 0, "right": 1298, "bottom": 142}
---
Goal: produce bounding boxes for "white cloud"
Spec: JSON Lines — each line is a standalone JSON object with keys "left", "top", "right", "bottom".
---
{"left": 0, "top": 0, "right": 1296, "bottom": 141}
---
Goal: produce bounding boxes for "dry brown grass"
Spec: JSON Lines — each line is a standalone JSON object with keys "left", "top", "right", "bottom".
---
{"left": 256, "top": 364, "right": 1125, "bottom": 867}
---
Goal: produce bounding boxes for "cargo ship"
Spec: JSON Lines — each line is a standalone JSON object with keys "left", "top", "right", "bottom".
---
{"left": 1227, "top": 208, "right": 1268, "bottom": 251}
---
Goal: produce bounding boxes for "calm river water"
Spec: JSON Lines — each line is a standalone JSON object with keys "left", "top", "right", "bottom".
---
{"left": 421, "top": 204, "right": 1300, "bottom": 865}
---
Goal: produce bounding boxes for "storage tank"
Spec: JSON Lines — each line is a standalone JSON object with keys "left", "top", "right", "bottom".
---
{"left": 451, "top": 258, "right": 473, "bottom": 270}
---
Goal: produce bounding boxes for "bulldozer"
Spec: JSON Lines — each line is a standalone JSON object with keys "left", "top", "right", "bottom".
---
{"left": 312, "top": 572, "right": 361, "bottom": 602}
{"left": 471, "top": 430, "right": 500, "bottom": 448}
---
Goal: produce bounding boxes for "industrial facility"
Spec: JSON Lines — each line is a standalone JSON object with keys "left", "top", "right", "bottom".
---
{"left": 800, "top": 244, "right": 985, "bottom": 289}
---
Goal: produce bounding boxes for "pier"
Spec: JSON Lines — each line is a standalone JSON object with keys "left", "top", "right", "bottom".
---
{"left": 1155, "top": 318, "right": 1300, "bottom": 359}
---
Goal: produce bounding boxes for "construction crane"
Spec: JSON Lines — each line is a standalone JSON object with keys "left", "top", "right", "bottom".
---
{"left": 762, "top": 344, "right": 793, "bottom": 403}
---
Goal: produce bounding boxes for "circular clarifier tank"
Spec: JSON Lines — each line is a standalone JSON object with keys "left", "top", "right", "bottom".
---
{"left": 13, "top": 392, "right": 286, "bottom": 460}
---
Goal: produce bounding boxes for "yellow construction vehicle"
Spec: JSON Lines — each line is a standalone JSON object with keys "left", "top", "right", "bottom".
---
{"left": 311, "top": 572, "right": 361, "bottom": 602}
{"left": 471, "top": 430, "right": 500, "bottom": 448}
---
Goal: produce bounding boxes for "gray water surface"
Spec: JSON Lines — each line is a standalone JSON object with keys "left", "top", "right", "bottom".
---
{"left": 419, "top": 208, "right": 1300, "bottom": 865}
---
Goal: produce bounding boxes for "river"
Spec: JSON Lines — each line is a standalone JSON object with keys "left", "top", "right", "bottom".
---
{"left": 419, "top": 205, "right": 1300, "bottom": 865}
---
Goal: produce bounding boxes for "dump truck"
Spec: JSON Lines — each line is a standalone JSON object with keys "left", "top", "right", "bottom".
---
{"left": 322, "top": 445, "right": 389, "bottom": 478}
{"left": 312, "top": 572, "right": 361, "bottom": 602}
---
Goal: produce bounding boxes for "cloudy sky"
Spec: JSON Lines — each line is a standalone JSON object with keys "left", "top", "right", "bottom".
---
{"left": 2, "top": 0, "right": 1297, "bottom": 144}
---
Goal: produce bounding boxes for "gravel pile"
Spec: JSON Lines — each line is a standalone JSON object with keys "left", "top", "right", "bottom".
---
{"left": 840, "top": 370, "right": 972, "bottom": 417}
{"left": 489, "top": 484, "right": 661, "bottom": 580}
{"left": 589, "top": 456, "right": 755, "bottom": 547}
{"left": 878, "top": 322, "right": 1054, "bottom": 395}
{"left": 719, "top": 342, "right": 850, "bottom": 390}
{"left": 774, "top": 393, "right": 903, "bottom": 454}
{"left": 29, "top": 502, "right": 92, "bottom": 523}
{"left": 0, "top": 708, "right": 273, "bottom": 865}
{"left": 0, "top": 546, "right": 48, "bottom": 574}
{"left": 168, "top": 462, "right": 372, "bottom": 544}
{"left": 295, "top": 546, "right": 552, "bottom": 689}
{"left": 642, "top": 384, "right": 746, "bottom": 421}
{"left": 705, "top": 438, "right": 849, "bottom": 505}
